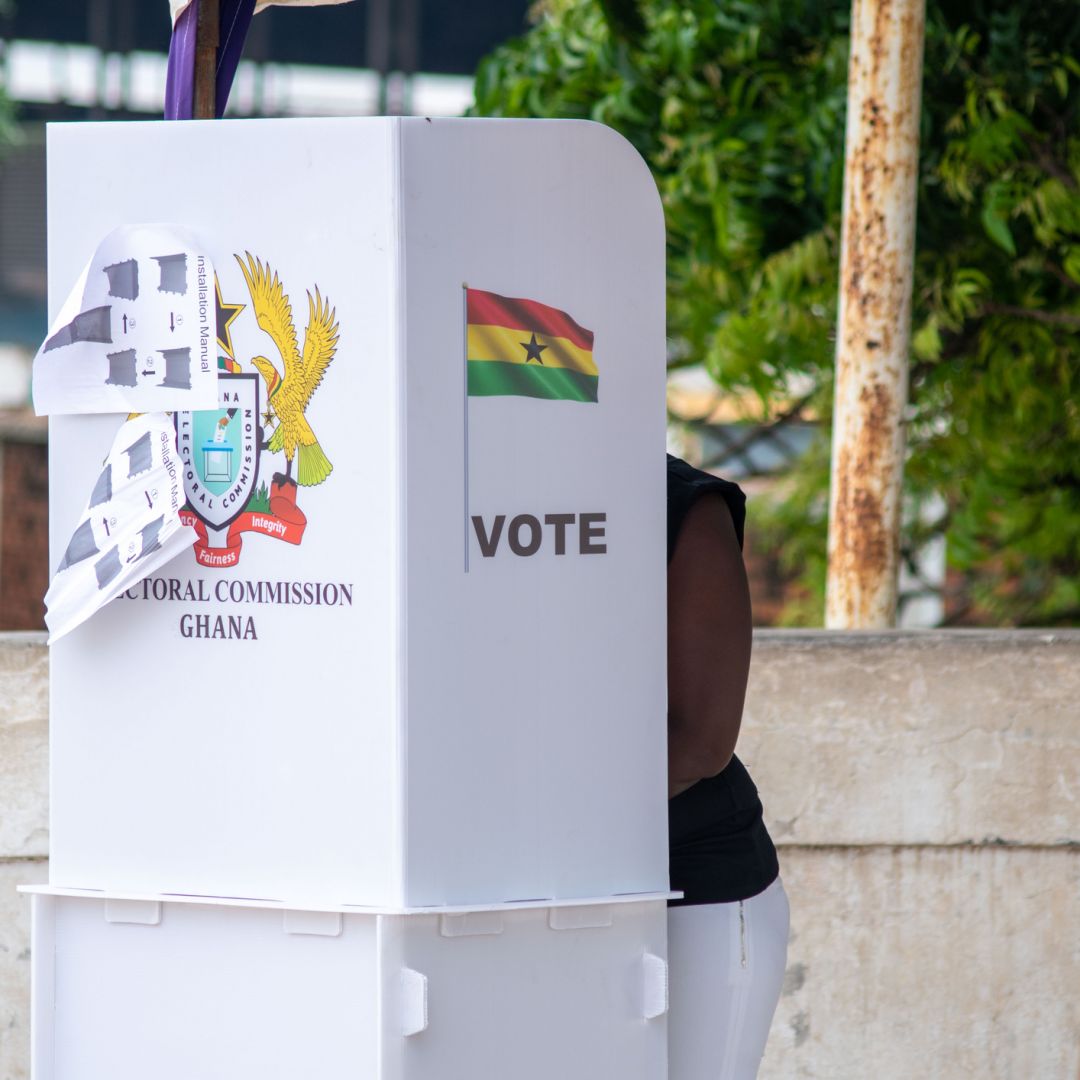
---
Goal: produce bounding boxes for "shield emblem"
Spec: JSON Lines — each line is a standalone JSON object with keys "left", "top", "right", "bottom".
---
{"left": 175, "top": 373, "right": 261, "bottom": 533}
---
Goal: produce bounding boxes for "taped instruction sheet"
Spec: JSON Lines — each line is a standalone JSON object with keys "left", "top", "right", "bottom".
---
{"left": 45, "top": 413, "right": 196, "bottom": 643}
{"left": 33, "top": 224, "right": 217, "bottom": 416}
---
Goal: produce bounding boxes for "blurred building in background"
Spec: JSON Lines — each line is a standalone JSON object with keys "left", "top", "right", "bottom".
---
{"left": 0, "top": 0, "right": 529, "bottom": 629}
{"left": 666, "top": 367, "right": 946, "bottom": 629}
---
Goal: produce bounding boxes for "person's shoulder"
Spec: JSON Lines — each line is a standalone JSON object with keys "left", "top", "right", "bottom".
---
{"left": 666, "top": 453, "right": 701, "bottom": 491}
{"left": 667, "top": 453, "right": 743, "bottom": 497}
{"left": 666, "top": 454, "right": 746, "bottom": 557}
{"left": 666, "top": 455, "right": 746, "bottom": 510}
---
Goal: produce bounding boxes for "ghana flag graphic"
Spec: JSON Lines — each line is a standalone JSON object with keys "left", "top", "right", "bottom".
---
{"left": 466, "top": 288, "right": 597, "bottom": 403}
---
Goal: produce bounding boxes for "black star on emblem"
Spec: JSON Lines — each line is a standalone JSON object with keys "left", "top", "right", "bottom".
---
{"left": 520, "top": 332, "right": 548, "bottom": 364}
{"left": 215, "top": 275, "right": 245, "bottom": 359}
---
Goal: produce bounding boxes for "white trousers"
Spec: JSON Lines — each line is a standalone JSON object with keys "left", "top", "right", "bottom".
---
{"left": 668, "top": 878, "right": 790, "bottom": 1080}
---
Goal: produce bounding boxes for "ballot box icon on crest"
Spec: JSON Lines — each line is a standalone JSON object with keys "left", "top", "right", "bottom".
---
{"left": 202, "top": 414, "right": 236, "bottom": 483}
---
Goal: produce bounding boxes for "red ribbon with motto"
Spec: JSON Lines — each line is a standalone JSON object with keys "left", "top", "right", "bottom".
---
{"left": 181, "top": 484, "right": 307, "bottom": 568}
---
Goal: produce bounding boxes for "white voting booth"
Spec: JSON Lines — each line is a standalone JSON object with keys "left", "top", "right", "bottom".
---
{"left": 32, "top": 117, "right": 672, "bottom": 1078}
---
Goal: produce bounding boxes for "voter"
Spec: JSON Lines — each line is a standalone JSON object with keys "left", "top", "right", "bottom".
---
{"left": 666, "top": 454, "right": 789, "bottom": 1080}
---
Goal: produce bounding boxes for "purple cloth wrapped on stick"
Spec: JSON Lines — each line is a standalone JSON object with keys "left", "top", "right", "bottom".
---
{"left": 165, "top": 0, "right": 257, "bottom": 120}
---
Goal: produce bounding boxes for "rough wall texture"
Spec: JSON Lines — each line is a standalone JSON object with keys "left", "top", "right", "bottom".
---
{"left": 743, "top": 630, "right": 1080, "bottom": 1079}
{"left": 760, "top": 846, "right": 1080, "bottom": 1079}
{"left": 0, "top": 633, "right": 48, "bottom": 1080}
{"left": 0, "top": 859, "right": 45, "bottom": 1080}
{"left": 740, "top": 630, "right": 1079, "bottom": 847}
{"left": 0, "top": 634, "right": 48, "bottom": 860}
{"left": 1, "top": 630, "right": 1078, "bottom": 1079}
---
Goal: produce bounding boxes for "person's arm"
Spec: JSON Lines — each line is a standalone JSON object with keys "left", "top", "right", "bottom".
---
{"left": 667, "top": 493, "right": 753, "bottom": 798}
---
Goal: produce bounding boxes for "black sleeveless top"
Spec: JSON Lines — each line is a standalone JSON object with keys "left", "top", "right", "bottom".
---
{"left": 667, "top": 455, "right": 780, "bottom": 905}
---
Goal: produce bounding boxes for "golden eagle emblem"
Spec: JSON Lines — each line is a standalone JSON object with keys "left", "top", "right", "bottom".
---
{"left": 236, "top": 252, "right": 339, "bottom": 489}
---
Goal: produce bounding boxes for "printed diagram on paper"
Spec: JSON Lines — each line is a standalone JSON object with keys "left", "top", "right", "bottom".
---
{"left": 45, "top": 413, "right": 197, "bottom": 642}
{"left": 33, "top": 224, "right": 218, "bottom": 416}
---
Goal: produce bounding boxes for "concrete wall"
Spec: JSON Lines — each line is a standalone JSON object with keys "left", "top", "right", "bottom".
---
{"left": 1, "top": 630, "right": 1078, "bottom": 1079}
{"left": 742, "top": 631, "right": 1080, "bottom": 1079}
{"left": 0, "top": 633, "right": 47, "bottom": 1080}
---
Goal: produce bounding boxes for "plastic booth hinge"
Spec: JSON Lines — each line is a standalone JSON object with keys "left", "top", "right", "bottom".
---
{"left": 400, "top": 968, "right": 429, "bottom": 1037}
{"left": 282, "top": 909, "right": 343, "bottom": 937}
{"left": 439, "top": 911, "right": 504, "bottom": 938}
{"left": 548, "top": 904, "right": 614, "bottom": 931}
{"left": 641, "top": 952, "right": 669, "bottom": 1020}
{"left": 103, "top": 898, "right": 162, "bottom": 925}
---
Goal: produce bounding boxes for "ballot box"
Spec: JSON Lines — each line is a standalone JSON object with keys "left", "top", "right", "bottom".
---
{"left": 45, "top": 117, "right": 668, "bottom": 908}
{"left": 25, "top": 888, "right": 670, "bottom": 1080}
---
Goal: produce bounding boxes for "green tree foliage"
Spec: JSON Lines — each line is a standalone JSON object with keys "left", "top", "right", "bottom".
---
{"left": 0, "top": 2, "right": 20, "bottom": 151}
{"left": 0, "top": 91, "right": 18, "bottom": 153}
{"left": 471, "top": 0, "right": 1080, "bottom": 625}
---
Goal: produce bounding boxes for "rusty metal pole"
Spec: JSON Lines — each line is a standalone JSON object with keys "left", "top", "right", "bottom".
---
{"left": 825, "top": 0, "right": 926, "bottom": 629}
{"left": 194, "top": 0, "right": 220, "bottom": 120}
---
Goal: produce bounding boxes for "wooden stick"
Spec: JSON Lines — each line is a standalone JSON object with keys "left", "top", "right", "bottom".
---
{"left": 194, "top": 0, "right": 220, "bottom": 120}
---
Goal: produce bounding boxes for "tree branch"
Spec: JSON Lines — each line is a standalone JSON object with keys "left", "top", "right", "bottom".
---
{"left": 980, "top": 303, "right": 1080, "bottom": 328}
{"left": 1022, "top": 132, "right": 1078, "bottom": 190}
{"left": 1046, "top": 262, "right": 1080, "bottom": 295}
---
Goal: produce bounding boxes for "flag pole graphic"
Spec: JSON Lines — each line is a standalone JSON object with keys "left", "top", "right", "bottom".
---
{"left": 462, "top": 283, "right": 470, "bottom": 573}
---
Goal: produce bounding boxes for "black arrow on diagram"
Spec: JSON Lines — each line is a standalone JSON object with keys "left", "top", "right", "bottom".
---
{"left": 122, "top": 314, "right": 128, "bottom": 333}
{"left": 170, "top": 312, "right": 175, "bottom": 332}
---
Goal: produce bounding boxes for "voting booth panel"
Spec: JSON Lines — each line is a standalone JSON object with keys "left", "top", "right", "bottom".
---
{"left": 45, "top": 117, "right": 668, "bottom": 908}
{"left": 28, "top": 891, "right": 669, "bottom": 1080}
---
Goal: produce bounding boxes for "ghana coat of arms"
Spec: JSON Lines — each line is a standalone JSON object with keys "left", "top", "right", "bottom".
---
{"left": 175, "top": 253, "right": 339, "bottom": 569}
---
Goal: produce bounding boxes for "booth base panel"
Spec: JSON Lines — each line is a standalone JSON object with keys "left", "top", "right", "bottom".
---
{"left": 30, "top": 892, "right": 669, "bottom": 1080}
